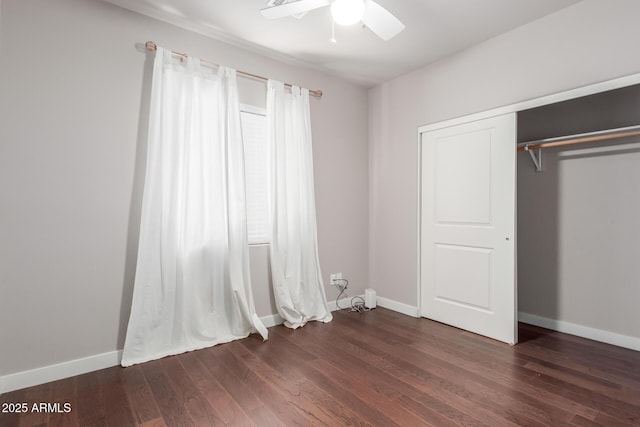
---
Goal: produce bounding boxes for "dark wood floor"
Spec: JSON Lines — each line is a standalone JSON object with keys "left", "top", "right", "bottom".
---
{"left": 2, "top": 308, "right": 640, "bottom": 426}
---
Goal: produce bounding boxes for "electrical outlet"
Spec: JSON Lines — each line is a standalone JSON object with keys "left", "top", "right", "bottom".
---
{"left": 330, "top": 273, "right": 343, "bottom": 286}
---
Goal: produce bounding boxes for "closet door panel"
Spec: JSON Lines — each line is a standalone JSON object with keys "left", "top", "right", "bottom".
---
{"left": 434, "top": 244, "right": 492, "bottom": 311}
{"left": 435, "top": 130, "right": 492, "bottom": 225}
{"left": 421, "top": 113, "right": 517, "bottom": 344}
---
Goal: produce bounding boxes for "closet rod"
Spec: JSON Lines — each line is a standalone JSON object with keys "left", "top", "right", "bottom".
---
{"left": 144, "top": 41, "right": 323, "bottom": 98}
{"left": 517, "top": 125, "right": 640, "bottom": 152}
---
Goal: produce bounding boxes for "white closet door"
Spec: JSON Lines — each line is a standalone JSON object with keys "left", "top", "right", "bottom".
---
{"left": 420, "top": 113, "right": 517, "bottom": 344}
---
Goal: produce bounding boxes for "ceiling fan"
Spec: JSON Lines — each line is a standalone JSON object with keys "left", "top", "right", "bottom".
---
{"left": 261, "top": 0, "right": 405, "bottom": 41}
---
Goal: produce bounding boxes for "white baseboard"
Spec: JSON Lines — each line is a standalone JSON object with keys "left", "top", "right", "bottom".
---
{"left": 1, "top": 297, "right": 418, "bottom": 395}
{"left": 1, "top": 311, "right": 300, "bottom": 394}
{"left": 0, "top": 350, "right": 123, "bottom": 395}
{"left": 259, "top": 313, "right": 284, "bottom": 328}
{"left": 376, "top": 296, "right": 419, "bottom": 318}
{"left": 518, "top": 312, "right": 640, "bottom": 351}
{"left": 328, "top": 295, "right": 364, "bottom": 312}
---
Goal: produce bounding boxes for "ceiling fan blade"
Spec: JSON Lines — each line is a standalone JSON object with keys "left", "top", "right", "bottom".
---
{"left": 261, "top": 0, "right": 331, "bottom": 20}
{"left": 362, "top": 0, "right": 405, "bottom": 41}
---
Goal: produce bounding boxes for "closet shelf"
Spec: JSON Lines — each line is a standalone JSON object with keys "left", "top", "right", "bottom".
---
{"left": 517, "top": 124, "right": 640, "bottom": 172}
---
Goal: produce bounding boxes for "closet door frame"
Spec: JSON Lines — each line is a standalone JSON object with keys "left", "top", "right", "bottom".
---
{"left": 417, "top": 72, "right": 640, "bottom": 338}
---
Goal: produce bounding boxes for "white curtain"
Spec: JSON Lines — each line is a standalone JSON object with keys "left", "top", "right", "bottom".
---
{"left": 267, "top": 80, "right": 332, "bottom": 329}
{"left": 122, "top": 47, "right": 267, "bottom": 367}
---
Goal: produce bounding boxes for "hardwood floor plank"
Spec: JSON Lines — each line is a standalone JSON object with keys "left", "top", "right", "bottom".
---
{"left": 4, "top": 308, "right": 640, "bottom": 426}
{"left": 308, "top": 358, "right": 433, "bottom": 426}
{"left": 394, "top": 393, "right": 481, "bottom": 427}
{"left": 0, "top": 388, "right": 25, "bottom": 427}
{"left": 528, "top": 368, "right": 640, "bottom": 424}
{"left": 158, "top": 356, "right": 224, "bottom": 426}
{"left": 322, "top": 314, "right": 564, "bottom": 425}
{"left": 140, "top": 417, "right": 168, "bottom": 427}
{"left": 300, "top": 361, "right": 401, "bottom": 426}
{"left": 236, "top": 333, "right": 315, "bottom": 386}
{"left": 330, "top": 310, "right": 595, "bottom": 424}
{"left": 46, "top": 376, "right": 78, "bottom": 427}
{"left": 178, "top": 350, "right": 254, "bottom": 426}
{"left": 120, "top": 365, "right": 162, "bottom": 426}
{"left": 410, "top": 336, "right": 599, "bottom": 422}
{"left": 593, "top": 410, "right": 640, "bottom": 426}
{"left": 142, "top": 359, "right": 195, "bottom": 427}
{"left": 244, "top": 405, "right": 287, "bottom": 427}
{"left": 195, "top": 343, "right": 265, "bottom": 414}
{"left": 98, "top": 368, "right": 137, "bottom": 427}
{"left": 230, "top": 340, "right": 365, "bottom": 426}
{"left": 523, "top": 359, "right": 639, "bottom": 406}
{"left": 570, "top": 414, "right": 606, "bottom": 426}
{"left": 530, "top": 328, "right": 640, "bottom": 370}
{"left": 75, "top": 369, "right": 106, "bottom": 426}
{"left": 215, "top": 345, "right": 338, "bottom": 426}
{"left": 18, "top": 381, "right": 52, "bottom": 426}
{"left": 516, "top": 340, "right": 640, "bottom": 393}
{"left": 275, "top": 326, "right": 466, "bottom": 427}
{"left": 353, "top": 335, "right": 545, "bottom": 426}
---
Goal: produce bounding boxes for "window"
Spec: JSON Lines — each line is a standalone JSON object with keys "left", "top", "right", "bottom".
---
{"left": 241, "top": 106, "right": 270, "bottom": 244}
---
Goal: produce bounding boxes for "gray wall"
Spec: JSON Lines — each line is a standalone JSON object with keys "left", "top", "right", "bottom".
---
{"left": 369, "top": 0, "right": 640, "bottom": 338}
{"left": 0, "top": 0, "right": 369, "bottom": 377}
{"left": 517, "top": 138, "right": 640, "bottom": 338}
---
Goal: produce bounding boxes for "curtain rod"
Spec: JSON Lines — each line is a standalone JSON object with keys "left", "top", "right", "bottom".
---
{"left": 144, "top": 41, "right": 322, "bottom": 99}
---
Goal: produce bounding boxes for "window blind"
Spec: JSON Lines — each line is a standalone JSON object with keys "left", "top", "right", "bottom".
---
{"left": 241, "top": 107, "right": 270, "bottom": 245}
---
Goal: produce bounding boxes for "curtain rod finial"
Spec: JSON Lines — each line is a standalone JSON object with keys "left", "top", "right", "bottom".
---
{"left": 145, "top": 41, "right": 157, "bottom": 52}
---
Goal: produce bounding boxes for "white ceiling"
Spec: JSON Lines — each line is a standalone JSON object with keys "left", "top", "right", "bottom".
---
{"left": 105, "top": 0, "right": 581, "bottom": 87}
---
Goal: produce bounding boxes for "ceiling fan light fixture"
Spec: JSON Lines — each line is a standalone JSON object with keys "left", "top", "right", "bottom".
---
{"left": 331, "top": 0, "right": 365, "bottom": 26}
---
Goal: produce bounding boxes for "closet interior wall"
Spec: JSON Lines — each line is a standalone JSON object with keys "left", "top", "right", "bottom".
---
{"left": 516, "top": 84, "right": 640, "bottom": 342}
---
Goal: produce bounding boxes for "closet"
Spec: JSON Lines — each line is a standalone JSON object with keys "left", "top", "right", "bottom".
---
{"left": 419, "top": 76, "right": 640, "bottom": 350}
{"left": 516, "top": 84, "right": 640, "bottom": 349}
